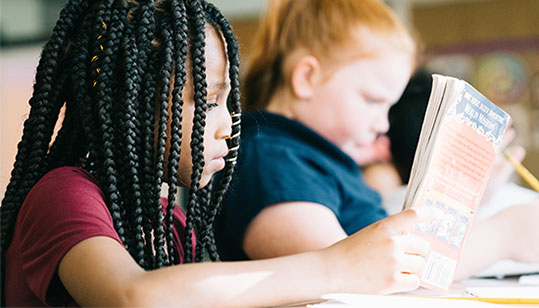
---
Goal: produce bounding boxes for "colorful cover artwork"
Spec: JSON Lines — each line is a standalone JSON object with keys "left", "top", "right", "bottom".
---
{"left": 410, "top": 76, "right": 510, "bottom": 291}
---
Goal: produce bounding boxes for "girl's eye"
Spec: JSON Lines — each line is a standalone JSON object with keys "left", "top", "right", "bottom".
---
{"left": 365, "top": 97, "right": 383, "bottom": 105}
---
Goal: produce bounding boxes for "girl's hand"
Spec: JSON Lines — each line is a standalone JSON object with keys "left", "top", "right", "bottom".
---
{"left": 497, "top": 201, "right": 539, "bottom": 263}
{"left": 482, "top": 144, "right": 525, "bottom": 205}
{"left": 322, "top": 208, "right": 440, "bottom": 294}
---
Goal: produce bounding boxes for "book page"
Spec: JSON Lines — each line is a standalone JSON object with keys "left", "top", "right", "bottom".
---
{"left": 404, "top": 75, "right": 510, "bottom": 291}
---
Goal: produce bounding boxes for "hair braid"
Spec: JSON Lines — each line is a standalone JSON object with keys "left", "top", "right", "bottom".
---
{"left": 42, "top": 73, "right": 74, "bottom": 168}
{"left": 90, "top": 0, "right": 133, "bottom": 251}
{"left": 131, "top": 1, "right": 162, "bottom": 269}
{"left": 182, "top": 0, "right": 208, "bottom": 263}
{"left": 164, "top": 0, "right": 190, "bottom": 265}
{"left": 70, "top": 19, "right": 99, "bottom": 170}
{"left": 118, "top": 6, "right": 147, "bottom": 266}
{"left": 1, "top": 0, "right": 90, "bottom": 253}
{"left": 152, "top": 21, "right": 175, "bottom": 267}
{"left": 197, "top": 184, "right": 219, "bottom": 261}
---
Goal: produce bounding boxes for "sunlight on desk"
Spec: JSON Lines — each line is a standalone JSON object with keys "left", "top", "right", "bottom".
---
{"left": 276, "top": 277, "right": 539, "bottom": 307}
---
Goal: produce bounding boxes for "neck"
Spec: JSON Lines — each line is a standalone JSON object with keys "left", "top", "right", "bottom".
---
{"left": 265, "top": 88, "right": 298, "bottom": 120}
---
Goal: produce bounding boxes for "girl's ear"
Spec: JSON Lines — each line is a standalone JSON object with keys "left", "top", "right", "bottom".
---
{"left": 290, "top": 55, "right": 321, "bottom": 100}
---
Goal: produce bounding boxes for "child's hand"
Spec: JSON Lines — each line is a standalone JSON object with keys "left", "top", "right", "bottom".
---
{"left": 322, "top": 207, "right": 440, "bottom": 294}
{"left": 496, "top": 201, "right": 539, "bottom": 263}
{"left": 482, "top": 125, "right": 524, "bottom": 205}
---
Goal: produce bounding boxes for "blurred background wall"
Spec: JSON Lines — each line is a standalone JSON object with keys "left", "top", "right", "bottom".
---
{"left": 1, "top": 0, "right": 538, "bottom": 196}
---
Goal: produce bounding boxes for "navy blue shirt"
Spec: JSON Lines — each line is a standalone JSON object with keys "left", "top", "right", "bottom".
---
{"left": 215, "top": 111, "right": 387, "bottom": 261}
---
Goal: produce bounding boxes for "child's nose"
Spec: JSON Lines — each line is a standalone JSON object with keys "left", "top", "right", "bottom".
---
{"left": 374, "top": 112, "right": 390, "bottom": 134}
{"left": 215, "top": 107, "right": 233, "bottom": 139}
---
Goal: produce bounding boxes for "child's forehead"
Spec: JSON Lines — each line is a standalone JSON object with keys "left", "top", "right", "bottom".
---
{"left": 182, "top": 24, "right": 230, "bottom": 90}
{"left": 338, "top": 26, "right": 414, "bottom": 60}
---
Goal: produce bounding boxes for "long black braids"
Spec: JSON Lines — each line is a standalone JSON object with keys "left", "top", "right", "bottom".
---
{"left": 93, "top": 0, "right": 134, "bottom": 254}
{"left": 165, "top": 0, "right": 189, "bottom": 266}
{"left": 134, "top": 0, "right": 161, "bottom": 268}
{"left": 1, "top": 1, "right": 241, "bottom": 302}
{"left": 153, "top": 19, "right": 175, "bottom": 268}
{"left": 1, "top": 0, "right": 89, "bottom": 251}
{"left": 118, "top": 1, "right": 145, "bottom": 266}
{"left": 182, "top": 0, "right": 208, "bottom": 263}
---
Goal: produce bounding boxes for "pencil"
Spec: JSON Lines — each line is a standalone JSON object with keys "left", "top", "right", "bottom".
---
{"left": 435, "top": 296, "right": 539, "bottom": 305}
{"left": 503, "top": 150, "right": 539, "bottom": 192}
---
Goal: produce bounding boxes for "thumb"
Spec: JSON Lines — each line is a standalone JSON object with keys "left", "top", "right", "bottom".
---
{"left": 387, "top": 206, "right": 444, "bottom": 232}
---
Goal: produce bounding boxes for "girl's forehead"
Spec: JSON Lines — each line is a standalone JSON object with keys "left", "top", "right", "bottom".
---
{"left": 183, "top": 25, "right": 229, "bottom": 92}
{"left": 336, "top": 27, "right": 413, "bottom": 62}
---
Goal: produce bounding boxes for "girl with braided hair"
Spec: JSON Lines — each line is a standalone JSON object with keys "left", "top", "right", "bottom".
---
{"left": 2, "top": 0, "right": 441, "bottom": 306}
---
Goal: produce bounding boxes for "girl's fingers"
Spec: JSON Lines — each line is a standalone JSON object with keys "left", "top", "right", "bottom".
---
{"left": 392, "top": 233, "right": 430, "bottom": 257}
{"left": 387, "top": 207, "right": 443, "bottom": 231}
{"left": 391, "top": 272, "right": 421, "bottom": 293}
{"left": 397, "top": 253, "right": 427, "bottom": 276}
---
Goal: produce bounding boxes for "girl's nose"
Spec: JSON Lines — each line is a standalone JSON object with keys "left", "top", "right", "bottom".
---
{"left": 374, "top": 111, "right": 390, "bottom": 134}
{"left": 215, "top": 107, "right": 233, "bottom": 140}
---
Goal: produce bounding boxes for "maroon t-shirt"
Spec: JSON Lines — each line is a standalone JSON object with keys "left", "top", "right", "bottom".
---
{"left": 5, "top": 167, "right": 192, "bottom": 307}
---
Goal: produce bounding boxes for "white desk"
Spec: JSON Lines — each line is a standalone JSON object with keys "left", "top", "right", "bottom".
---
{"left": 275, "top": 277, "right": 539, "bottom": 307}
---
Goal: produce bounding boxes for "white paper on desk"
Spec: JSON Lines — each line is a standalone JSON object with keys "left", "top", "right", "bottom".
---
{"left": 466, "top": 286, "right": 539, "bottom": 298}
{"left": 307, "top": 293, "right": 496, "bottom": 307}
{"left": 475, "top": 260, "right": 539, "bottom": 278}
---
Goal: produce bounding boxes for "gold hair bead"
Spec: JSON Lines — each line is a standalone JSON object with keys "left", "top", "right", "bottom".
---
{"left": 91, "top": 23, "right": 106, "bottom": 88}
{"left": 228, "top": 145, "right": 240, "bottom": 152}
{"left": 232, "top": 118, "right": 241, "bottom": 126}
{"left": 226, "top": 157, "right": 237, "bottom": 163}
{"left": 229, "top": 131, "right": 240, "bottom": 139}
{"left": 230, "top": 112, "right": 241, "bottom": 118}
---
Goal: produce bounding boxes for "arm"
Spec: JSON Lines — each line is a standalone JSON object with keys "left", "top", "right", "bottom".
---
{"left": 58, "top": 236, "right": 331, "bottom": 307}
{"left": 455, "top": 199, "right": 539, "bottom": 280}
{"left": 243, "top": 202, "right": 347, "bottom": 259}
{"left": 59, "top": 208, "right": 435, "bottom": 307}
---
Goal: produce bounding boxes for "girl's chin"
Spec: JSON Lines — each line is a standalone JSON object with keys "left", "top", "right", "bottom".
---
{"left": 176, "top": 158, "right": 226, "bottom": 189}
{"left": 199, "top": 158, "right": 226, "bottom": 187}
{"left": 209, "top": 157, "right": 226, "bottom": 172}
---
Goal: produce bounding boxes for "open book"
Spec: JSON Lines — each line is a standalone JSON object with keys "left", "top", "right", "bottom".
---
{"left": 402, "top": 74, "right": 510, "bottom": 291}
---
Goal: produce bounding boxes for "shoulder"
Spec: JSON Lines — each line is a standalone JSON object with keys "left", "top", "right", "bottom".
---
{"left": 240, "top": 111, "right": 330, "bottom": 161}
{"left": 8, "top": 167, "right": 119, "bottom": 306}
{"left": 25, "top": 166, "right": 104, "bottom": 208}
{"left": 241, "top": 111, "right": 358, "bottom": 170}
{"left": 15, "top": 166, "right": 120, "bottom": 255}
{"left": 30, "top": 166, "right": 102, "bottom": 197}
{"left": 20, "top": 166, "right": 111, "bottom": 230}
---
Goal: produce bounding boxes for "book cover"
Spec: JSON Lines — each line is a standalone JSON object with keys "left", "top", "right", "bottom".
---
{"left": 403, "top": 75, "right": 510, "bottom": 291}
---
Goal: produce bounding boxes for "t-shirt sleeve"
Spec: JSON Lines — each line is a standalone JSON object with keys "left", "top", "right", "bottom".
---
{"left": 220, "top": 141, "right": 341, "bottom": 252}
{"left": 254, "top": 147, "right": 341, "bottom": 211}
{"left": 16, "top": 168, "right": 122, "bottom": 304}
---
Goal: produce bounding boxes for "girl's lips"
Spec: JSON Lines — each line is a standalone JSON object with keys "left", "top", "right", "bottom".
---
{"left": 210, "top": 157, "right": 226, "bottom": 171}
